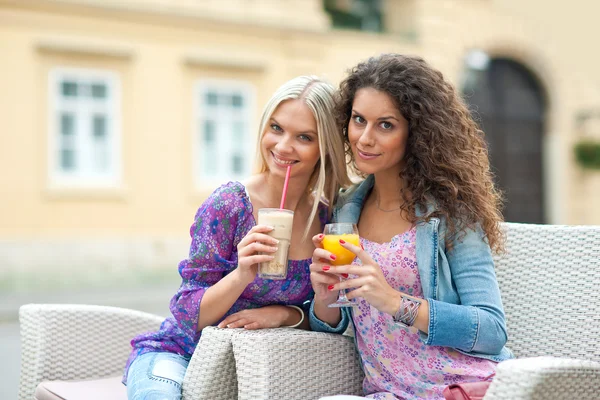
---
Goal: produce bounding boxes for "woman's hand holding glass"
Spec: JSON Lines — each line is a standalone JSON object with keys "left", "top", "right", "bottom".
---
{"left": 310, "top": 223, "right": 359, "bottom": 307}
{"left": 310, "top": 234, "right": 344, "bottom": 305}
{"left": 314, "top": 238, "right": 402, "bottom": 315}
{"left": 235, "top": 225, "right": 279, "bottom": 284}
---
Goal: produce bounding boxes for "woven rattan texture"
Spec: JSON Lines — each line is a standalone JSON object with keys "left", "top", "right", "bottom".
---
{"left": 484, "top": 357, "right": 600, "bottom": 400}
{"left": 17, "top": 223, "right": 600, "bottom": 400}
{"left": 232, "top": 328, "right": 364, "bottom": 400}
{"left": 494, "top": 223, "right": 600, "bottom": 362}
{"left": 182, "top": 326, "right": 238, "bottom": 400}
{"left": 18, "top": 304, "right": 163, "bottom": 400}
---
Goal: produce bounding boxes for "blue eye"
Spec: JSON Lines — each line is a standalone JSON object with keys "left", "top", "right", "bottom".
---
{"left": 299, "top": 134, "right": 312, "bottom": 142}
{"left": 271, "top": 123, "right": 283, "bottom": 132}
{"left": 381, "top": 121, "right": 393, "bottom": 130}
{"left": 353, "top": 115, "right": 365, "bottom": 124}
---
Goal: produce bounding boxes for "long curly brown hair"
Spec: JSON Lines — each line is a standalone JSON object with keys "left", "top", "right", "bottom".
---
{"left": 336, "top": 54, "right": 505, "bottom": 252}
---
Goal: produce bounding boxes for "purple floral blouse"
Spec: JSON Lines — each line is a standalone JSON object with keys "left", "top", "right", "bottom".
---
{"left": 123, "top": 182, "right": 324, "bottom": 380}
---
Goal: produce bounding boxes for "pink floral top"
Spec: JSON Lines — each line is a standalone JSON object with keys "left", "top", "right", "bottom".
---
{"left": 352, "top": 227, "right": 497, "bottom": 399}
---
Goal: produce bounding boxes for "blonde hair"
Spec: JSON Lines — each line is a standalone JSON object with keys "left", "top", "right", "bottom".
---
{"left": 255, "top": 76, "right": 350, "bottom": 238}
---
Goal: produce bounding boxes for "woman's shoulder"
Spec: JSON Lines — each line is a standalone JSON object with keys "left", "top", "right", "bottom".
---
{"left": 209, "top": 181, "right": 248, "bottom": 201}
{"left": 197, "top": 181, "right": 251, "bottom": 216}
{"left": 336, "top": 175, "right": 374, "bottom": 206}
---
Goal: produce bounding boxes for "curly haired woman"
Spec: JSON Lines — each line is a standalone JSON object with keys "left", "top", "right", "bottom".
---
{"left": 309, "top": 54, "right": 513, "bottom": 399}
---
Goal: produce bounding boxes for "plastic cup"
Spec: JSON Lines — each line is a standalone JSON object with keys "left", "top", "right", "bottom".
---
{"left": 257, "top": 208, "right": 294, "bottom": 280}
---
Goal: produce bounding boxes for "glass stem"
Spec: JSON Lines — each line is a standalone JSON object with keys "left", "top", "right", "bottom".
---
{"left": 337, "top": 275, "right": 349, "bottom": 302}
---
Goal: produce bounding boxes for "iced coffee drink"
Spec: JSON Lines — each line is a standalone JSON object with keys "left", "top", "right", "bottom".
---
{"left": 258, "top": 208, "right": 294, "bottom": 280}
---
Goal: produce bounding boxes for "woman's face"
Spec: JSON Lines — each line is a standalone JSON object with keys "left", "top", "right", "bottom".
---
{"left": 347, "top": 87, "right": 409, "bottom": 176}
{"left": 261, "top": 99, "right": 320, "bottom": 180}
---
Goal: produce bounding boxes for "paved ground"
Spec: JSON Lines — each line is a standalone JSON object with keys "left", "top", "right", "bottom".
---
{"left": 0, "top": 321, "right": 20, "bottom": 400}
{"left": 0, "top": 283, "right": 176, "bottom": 400}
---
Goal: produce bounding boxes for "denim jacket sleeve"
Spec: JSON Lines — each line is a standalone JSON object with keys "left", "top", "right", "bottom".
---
{"left": 308, "top": 301, "right": 351, "bottom": 334}
{"left": 422, "top": 225, "right": 508, "bottom": 355}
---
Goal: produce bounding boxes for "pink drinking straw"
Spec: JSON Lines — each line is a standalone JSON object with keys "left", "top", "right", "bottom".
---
{"left": 279, "top": 165, "right": 292, "bottom": 209}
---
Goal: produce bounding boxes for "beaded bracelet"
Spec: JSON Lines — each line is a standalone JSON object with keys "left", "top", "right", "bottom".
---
{"left": 393, "top": 295, "right": 422, "bottom": 327}
{"left": 285, "top": 305, "right": 305, "bottom": 328}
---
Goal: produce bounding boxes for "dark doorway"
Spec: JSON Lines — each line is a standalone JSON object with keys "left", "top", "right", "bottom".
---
{"left": 464, "top": 57, "right": 547, "bottom": 223}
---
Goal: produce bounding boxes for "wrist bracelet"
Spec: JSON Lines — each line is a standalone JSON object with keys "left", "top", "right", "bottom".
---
{"left": 393, "top": 295, "right": 422, "bottom": 327}
{"left": 285, "top": 305, "right": 305, "bottom": 328}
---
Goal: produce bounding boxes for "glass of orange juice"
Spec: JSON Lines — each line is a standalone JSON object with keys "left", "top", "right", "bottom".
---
{"left": 322, "top": 223, "right": 360, "bottom": 307}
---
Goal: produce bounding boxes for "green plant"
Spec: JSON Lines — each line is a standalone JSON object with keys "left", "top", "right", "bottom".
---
{"left": 574, "top": 140, "right": 600, "bottom": 170}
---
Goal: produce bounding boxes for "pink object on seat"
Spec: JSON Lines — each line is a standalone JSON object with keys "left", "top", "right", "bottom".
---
{"left": 34, "top": 376, "right": 126, "bottom": 400}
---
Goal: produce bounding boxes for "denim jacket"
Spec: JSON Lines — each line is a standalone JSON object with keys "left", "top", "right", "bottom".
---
{"left": 310, "top": 175, "right": 513, "bottom": 362}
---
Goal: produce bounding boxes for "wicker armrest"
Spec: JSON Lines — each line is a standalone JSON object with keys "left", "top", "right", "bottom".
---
{"left": 182, "top": 326, "right": 239, "bottom": 400}
{"left": 483, "top": 356, "right": 600, "bottom": 400}
{"left": 18, "top": 303, "right": 163, "bottom": 400}
{"left": 231, "top": 328, "right": 364, "bottom": 400}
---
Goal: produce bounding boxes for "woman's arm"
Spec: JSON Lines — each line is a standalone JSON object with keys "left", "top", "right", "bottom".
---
{"left": 423, "top": 225, "right": 508, "bottom": 354}
{"left": 197, "top": 223, "right": 278, "bottom": 330}
{"left": 169, "top": 184, "right": 253, "bottom": 340}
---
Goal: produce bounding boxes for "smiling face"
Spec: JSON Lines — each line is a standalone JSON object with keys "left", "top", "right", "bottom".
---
{"left": 347, "top": 87, "right": 409, "bottom": 176}
{"left": 260, "top": 99, "right": 320, "bottom": 180}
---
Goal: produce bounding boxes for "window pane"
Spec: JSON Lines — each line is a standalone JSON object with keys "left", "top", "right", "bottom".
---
{"left": 60, "top": 149, "right": 75, "bottom": 171}
{"left": 197, "top": 82, "right": 253, "bottom": 180}
{"left": 232, "top": 121, "right": 244, "bottom": 144}
{"left": 92, "top": 116, "right": 108, "bottom": 172}
{"left": 232, "top": 94, "right": 243, "bottom": 108}
{"left": 53, "top": 70, "right": 119, "bottom": 181}
{"left": 201, "top": 119, "right": 217, "bottom": 176}
{"left": 93, "top": 144, "right": 108, "bottom": 172}
{"left": 204, "top": 120, "right": 215, "bottom": 143}
{"left": 203, "top": 147, "right": 217, "bottom": 176}
{"left": 61, "top": 81, "right": 78, "bottom": 97}
{"left": 324, "top": 0, "right": 383, "bottom": 32}
{"left": 206, "top": 91, "right": 218, "bottom": 105}
{"left": 91, "top": 83, "right": 107, "bottom": 99}
{"left": 93, "top": 115, "right": 106, "bottom": 139}
{"left": 61, "top": 113, "right": 74, "bottom": 136}
{"left": 232, "top": 154, "right": 244, "bottom": 174}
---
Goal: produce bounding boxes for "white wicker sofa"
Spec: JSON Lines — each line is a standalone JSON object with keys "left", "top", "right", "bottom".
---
{"left": 18, "top": 223, "right": 600, "bottom": 399}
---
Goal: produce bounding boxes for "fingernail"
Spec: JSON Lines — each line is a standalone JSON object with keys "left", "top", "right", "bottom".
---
{"left": 360, "top": 243, "right": 364, "bottom": 250}
{"left": 318, "top": 234, "right": 324, "bottom": 239}
{"left": 273, "top": 239, "right": 280, "bottom": 244}
{"left": 330, "top": 255, "right": 336, "bottom": 260}
{"left": 328, "top": 285, "right": 335, "bottom": 291}
{"left": 339, "top": 239, "right": 346, "bottom": 244}
{"left": 341, "top": 273, "right": 349, "bottom": 278}
{"left": 322, "top": 266, "right": 330, "bottom": 271}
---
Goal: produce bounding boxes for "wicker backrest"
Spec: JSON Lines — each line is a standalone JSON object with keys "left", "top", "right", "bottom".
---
{"left": 494, "top": 223, "right": 600, "bottom": 362}
{"left": 18, "top": 304, "right": 163, "bottom": 400}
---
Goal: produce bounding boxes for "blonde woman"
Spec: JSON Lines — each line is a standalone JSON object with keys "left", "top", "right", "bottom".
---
{"left": 125, "top": 76, "right": 350, "bottom": 399}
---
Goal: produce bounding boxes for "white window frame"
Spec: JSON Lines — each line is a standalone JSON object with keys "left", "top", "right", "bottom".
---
{"left": 48, "top": 67, "right": 122, "bottom": 188}
{"left": 193, "top": 79, "right": 255, "bottom": 187}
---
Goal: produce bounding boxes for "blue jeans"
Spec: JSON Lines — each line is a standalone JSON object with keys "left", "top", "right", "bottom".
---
{"left": 126, "top": 352, "right": 190, "bottom": 400}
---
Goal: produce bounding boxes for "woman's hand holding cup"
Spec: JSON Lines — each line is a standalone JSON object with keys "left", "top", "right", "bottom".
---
{"left": 310, "top": 233, "right": 345, "bottom": 305}
{"left": 235, "top": 225, "right": 278, "bottom": 284}
{"left": 325, "top": 240, "right": 401, "bottom": 316}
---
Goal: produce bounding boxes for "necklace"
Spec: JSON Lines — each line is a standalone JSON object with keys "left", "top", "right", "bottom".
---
{"left": 375, "top": 193, "right": 403, "bottom": 213}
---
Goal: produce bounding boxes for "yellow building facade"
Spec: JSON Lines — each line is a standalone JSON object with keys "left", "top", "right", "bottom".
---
{"left": 1, "top": 0, "right": 599, "bottom": 286}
